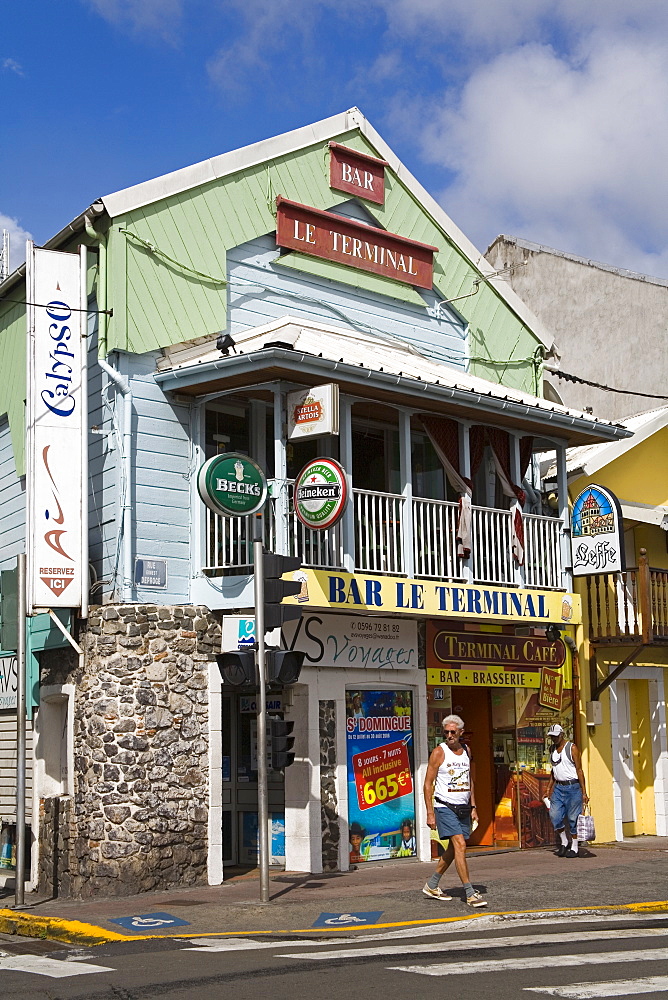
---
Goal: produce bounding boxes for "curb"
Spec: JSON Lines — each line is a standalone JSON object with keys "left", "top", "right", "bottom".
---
{"left": 0, "top": 909, "right": 132, "bottom": 946}
{"left": 0, "top": 900, "right": 666, "bottom": 948}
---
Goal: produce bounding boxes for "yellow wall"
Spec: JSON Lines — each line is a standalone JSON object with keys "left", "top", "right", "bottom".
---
{"left": 578, "top": 427, "right": 668, "bottom": 507}
{"left": 572, "top": 425, "right": 668, "bottom": 570}
{"left": 628, "top": 679, "right": 656, "bottom": 836}
{"left": 572, "top": 421, "right": 667, "bottom": 841}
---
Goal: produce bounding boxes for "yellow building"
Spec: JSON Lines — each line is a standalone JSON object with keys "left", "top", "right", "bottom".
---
{"left": 560, "top": 407, "right": 668, "bottom": 842}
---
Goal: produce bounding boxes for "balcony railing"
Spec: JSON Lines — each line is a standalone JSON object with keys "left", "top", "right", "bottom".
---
{"left": 586, "top": 557, "right": 668, "bottom": 644}
{"left": 203, "top": 489, "right": 564, "bottom": 590}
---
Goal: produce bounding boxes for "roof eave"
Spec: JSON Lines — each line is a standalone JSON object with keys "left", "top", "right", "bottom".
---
{"left": 154, "top": 348, "right": 631, "bottom": 445}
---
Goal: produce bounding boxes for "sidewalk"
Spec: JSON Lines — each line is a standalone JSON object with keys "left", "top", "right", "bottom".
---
{"left": 0, "top": 842, "right": 666, "bottom": 945}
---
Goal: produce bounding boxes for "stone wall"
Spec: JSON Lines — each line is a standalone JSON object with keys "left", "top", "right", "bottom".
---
{"left": 319, "top": 699, "right": 339, "bottom": 871}
{"left": 41, "top": 604, "right": 221, "bottom": 898}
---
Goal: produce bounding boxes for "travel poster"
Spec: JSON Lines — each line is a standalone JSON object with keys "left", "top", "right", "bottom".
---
{"left": 346, "top": 690, "right": 416, "bottom": 862}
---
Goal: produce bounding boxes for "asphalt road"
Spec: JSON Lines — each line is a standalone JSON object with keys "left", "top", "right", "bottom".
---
{"left": 3, "top": 912, "right": 668, "bottom": 999}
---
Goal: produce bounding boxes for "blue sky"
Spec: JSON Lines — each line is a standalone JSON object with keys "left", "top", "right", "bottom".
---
{"left": 3, "top": 1, "right": 668, "bottom": 278}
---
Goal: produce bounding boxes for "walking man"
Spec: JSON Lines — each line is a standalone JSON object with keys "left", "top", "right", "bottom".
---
{"left": 545, "top": 723, "right": 588, "bottom": 857}
{"left": 423, "top": 713, "right": 487, "bottom": 907}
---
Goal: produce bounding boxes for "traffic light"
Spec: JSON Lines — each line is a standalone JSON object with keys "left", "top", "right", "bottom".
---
{"left": 216, "top": 650, "right": 256, "bottom": 687}
{"left": 266, "top": 649, "right": 306, "bottom": 687}
{"left": 269, "top": 716, "right": 295, "bottom": 769}
{"left": 262, "top": 551, "right": 303, "bottom": 631}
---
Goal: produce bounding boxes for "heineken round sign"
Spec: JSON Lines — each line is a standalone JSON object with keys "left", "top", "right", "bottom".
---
{"left": 294, "top": 458, "right": 348, "bottom": 530}
{"left": 197, "top": 452, "right": 267, "bottom": 517}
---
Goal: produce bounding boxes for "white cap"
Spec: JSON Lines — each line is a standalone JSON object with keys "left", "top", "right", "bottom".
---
{"left": 547, "top": 723, "right": 564, "bottom": 737}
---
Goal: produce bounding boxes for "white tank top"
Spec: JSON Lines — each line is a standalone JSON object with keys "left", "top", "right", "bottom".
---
{"left": 435, "top": 743, "right": 471, "bottom": 805}
{"left": 551, "top": 742, "right": 578, "bottom": 782}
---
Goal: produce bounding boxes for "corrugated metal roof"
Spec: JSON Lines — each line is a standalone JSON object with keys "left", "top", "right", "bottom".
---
{"left": 157, "top": 316, "right": 627, "bottom": 434}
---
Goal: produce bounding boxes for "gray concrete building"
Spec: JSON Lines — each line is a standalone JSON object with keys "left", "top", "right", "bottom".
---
{"left": 486, "top": 236, "right": 668, "bottom": 422}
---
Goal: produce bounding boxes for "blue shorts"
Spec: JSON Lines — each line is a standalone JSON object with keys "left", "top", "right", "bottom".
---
{"left": 550, "top": 782, "right": 582, "bottom": 836}
{"left": 435, "top": 805, "right": 471, "bottom": 841}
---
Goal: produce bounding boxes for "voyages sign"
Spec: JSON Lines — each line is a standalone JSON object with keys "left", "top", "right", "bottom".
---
{"left": 276, "top": 197, "right": 436, "bottom": 289}
{"left": 26, "top": 245, "right": 85, "bottom": 612}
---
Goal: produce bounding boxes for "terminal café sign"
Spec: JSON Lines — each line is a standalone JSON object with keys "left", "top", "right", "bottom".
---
{"left": 276, "top": 197, "right": 436, "bottom": 289}
{"left": 426, "top": 625, "right": 566, "bottom": 690}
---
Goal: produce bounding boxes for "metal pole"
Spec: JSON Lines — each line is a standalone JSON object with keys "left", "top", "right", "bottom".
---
{"left": 253, "top": 516, "right": 270, "bottom": 903}
{"left": 14, "top": 553, "right": 26, "bottom": 908}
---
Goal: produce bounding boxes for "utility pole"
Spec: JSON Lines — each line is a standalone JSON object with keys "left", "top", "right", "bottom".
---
{"left": 253, "top": 515, "right": 270, "bottom": 904}
{"left": 14, "top": 553, "right": 26, "bottom": 908}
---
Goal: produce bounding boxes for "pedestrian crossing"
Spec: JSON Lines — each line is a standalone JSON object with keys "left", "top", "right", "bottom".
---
{"left": 278, "top": 918, "right": 668, "bottom": 998}
{"left": 525, "top": 979, "right": 668, "bottom": 998}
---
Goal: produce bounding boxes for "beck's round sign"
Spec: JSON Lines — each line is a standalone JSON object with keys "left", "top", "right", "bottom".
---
{"left": 294, "top": 458, "right": 348, "bottom": 530}
{"left": 197, "top": 453, "right": 267, "bottom": 517}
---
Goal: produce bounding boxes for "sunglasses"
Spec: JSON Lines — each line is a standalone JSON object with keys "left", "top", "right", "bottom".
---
{"left": 443, "top": 729, "right": 460, "bottom": 735}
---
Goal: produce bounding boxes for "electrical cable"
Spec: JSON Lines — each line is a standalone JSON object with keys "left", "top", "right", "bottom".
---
{"left": 0, "top": 300, "right": 112, "bottom": 314}
{"left": 120, "top": 229, "right": 228, "bottom": 285}
{"left": 550, "top": 368, "right": 668, "bottom": 401}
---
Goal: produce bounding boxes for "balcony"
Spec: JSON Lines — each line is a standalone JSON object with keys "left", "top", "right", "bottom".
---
{"left": 585, "top": 556, "right": 668, "bottom": 645}
{"left": 203, "top": 486, "right": 564, "bottom": 591}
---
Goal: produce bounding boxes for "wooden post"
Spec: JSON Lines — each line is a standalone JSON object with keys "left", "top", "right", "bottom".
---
{"left": 638, "top": 548, "right": 653, "bottom": 644}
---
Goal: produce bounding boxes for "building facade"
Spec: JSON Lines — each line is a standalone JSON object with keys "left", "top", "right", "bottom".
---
{"left": 0, "top": 110, "right": 630, "bottom": 896}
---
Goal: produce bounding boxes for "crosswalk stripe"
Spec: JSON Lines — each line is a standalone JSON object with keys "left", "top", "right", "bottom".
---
{"left": 182, "top": 914, "right": 668, "bottom": 953}
{"left": 0, "top": 955, "right": 113, "bottom": 978}
{"left": 284, "top": 927, "right": 668, "bottom": 962}
{"left": 390, "top": 947, "right": 668, "bottom": 976}
{"left": 524, "top": 976, "right": 668, "bottom": 997}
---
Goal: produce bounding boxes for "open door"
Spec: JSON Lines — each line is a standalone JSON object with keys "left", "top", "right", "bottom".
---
{"left": 451, "top": 688, "right": 494, "bottom": 847}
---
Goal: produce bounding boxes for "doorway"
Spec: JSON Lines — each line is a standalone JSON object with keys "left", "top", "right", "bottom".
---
{"left": 221, "top": 692, "right": 286, "bottom": 867}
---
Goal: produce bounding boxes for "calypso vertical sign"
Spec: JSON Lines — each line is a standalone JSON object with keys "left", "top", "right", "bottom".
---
{"left": 26, "top": 245, "right": 85, "bottom": 611}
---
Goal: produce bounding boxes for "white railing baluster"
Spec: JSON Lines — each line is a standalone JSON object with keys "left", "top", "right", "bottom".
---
{"left": 202, "top": 491, "right": 564, "bottom": 590}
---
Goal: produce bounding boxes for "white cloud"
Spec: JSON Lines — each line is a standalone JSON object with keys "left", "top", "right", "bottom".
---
{"left": 83, "top": 0, "right": 183, "bottom": 43}
{"left": 395, "top": 27, "right": 668, "bottom": 277}
{"left": 2, "top": 58, "right": 24, "bottom": 76}
{"left": 0, "top": 214, "right": 33, "bottom": 276}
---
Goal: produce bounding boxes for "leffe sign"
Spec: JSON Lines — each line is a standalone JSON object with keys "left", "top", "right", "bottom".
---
{"left": 571, "top": 484, "right": 625, "bottom": 576}
{"left": 26, "top": 245, "right": 86, "bottom": 612}
{"left": 275, "top": 197, "right": 436, "bottom": 289}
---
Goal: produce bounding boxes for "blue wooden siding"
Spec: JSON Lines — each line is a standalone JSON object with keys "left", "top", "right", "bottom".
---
{"left": 87, "top": 312, "right": 121, "bottom": 602}
{"left": 121, "top": 351, "right": 192, "bottom": 604}
{"left": 225, "top": 228, "right": 468, "bottom": 369}
{"left": 0, "top": 417, "right": 25, "bottom": 572}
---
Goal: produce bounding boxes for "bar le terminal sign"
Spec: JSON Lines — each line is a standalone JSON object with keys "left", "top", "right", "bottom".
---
{"left": 275, "top": 197, "right": 436, "bottom": 290}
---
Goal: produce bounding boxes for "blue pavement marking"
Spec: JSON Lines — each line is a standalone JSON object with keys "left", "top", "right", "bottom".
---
{"left": 312, "top": 911, "right": 384, "bottom": 928}
{"left": 108, "top": 912, "right": 192, "bottom": 932}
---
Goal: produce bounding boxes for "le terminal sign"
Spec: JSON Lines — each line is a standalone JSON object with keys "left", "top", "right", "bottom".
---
{"left": 275, "top": 197, "right": 436, "bottom": 290}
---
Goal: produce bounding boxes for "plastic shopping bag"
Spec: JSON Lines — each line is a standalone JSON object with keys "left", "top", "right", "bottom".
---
{"left": 576, "top": 808, "right": 596, "bottom": 842}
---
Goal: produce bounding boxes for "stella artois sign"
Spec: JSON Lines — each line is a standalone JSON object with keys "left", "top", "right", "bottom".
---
{"left": 294, "top": 458, "right": 348, "bottom": 531}
{"left": 287, "top": 383, "right": 339, "bottom": 440}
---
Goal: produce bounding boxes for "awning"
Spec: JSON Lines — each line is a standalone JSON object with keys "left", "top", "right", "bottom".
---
{"left": 620, "top": 501, "right": 668, "bottom": 530}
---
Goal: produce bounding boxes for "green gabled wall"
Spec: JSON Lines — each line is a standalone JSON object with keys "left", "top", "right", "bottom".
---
{"left": 0, "top": 299, "right": 28, "bottom": 477}
{"left": 110, "top": 128, "right": 543, "bottom": 393}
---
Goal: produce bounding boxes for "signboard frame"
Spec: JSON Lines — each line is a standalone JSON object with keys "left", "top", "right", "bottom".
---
{"left": 26, "top": 244, "right": 87, "bottom": 613}
{"left": 197, "top": 452, "right": 267, "bottom": 518}
{"left": 571, "top": 483, "right": 625, "bottom": 577}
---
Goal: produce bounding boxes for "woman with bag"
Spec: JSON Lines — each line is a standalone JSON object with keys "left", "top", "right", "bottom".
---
{"left": 545, "top": 723, "right": 589, "bottom": 858}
